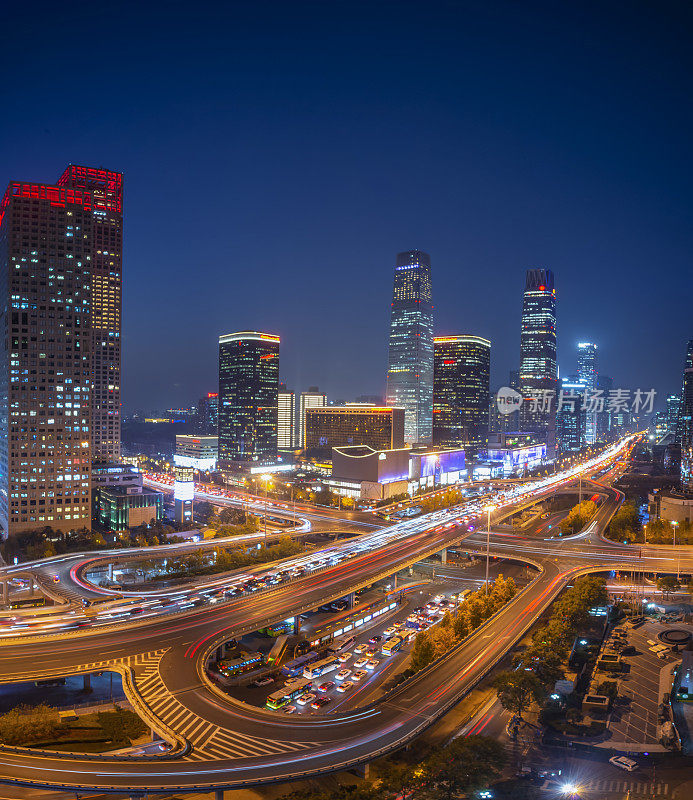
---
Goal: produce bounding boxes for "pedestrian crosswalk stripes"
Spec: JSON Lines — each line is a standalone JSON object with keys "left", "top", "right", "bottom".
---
{"left": 129, "top": 648, "right": 319, "bottom": 761}
{"left": 579, "top": 779, "right": 669, "bottom": 795}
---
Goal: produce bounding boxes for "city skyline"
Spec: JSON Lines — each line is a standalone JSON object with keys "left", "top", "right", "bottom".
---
{"left": 1, "top": 2, "right": 691, "bottom": 412}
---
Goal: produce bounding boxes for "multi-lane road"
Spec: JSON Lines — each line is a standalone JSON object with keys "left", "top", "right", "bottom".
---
{"left": 0, "top": 435, "right": 685, "bottom": 793}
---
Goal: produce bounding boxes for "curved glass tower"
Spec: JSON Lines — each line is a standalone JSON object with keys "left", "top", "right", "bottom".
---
{"left": 386, "top": 250, "right": 434, "bottom": 444}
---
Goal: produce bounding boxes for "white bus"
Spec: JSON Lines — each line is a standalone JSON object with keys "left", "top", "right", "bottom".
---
{"left": 303, "top": 656, "right": 340, "bottom": 679}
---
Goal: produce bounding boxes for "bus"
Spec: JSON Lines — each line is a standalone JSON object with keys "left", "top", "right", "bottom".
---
{"left": 381, "top": 636, "right": 404, "bottom": 656}
{"left": 457, "top": 589, "right": 472, "bottom": 603}
{"left": 266, "top": 678, "right": 314, "bottom": 710}
{"left": 281, "top": 650, "right": 318, "bottom": 677}
{"left": 303, "top": 656, "right": 340, "bottom": 679}
{"left": 10, "top": 597, "right": 46, "bottom": 610}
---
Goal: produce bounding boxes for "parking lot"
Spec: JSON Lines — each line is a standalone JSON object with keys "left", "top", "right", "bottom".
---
{"left": 606, "top": 619, "right": 681, "bottom": 746}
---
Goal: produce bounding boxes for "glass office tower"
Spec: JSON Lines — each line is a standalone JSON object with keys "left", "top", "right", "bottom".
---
{"left": 386, "top": 250, "right": 434, "bottom": 444}
{"left": 519, "top": 268, "right": 557, "bottom": 455}
{"left": 218, "top": 331, "right": 279, "bottom": 469}
{"left": 577, "top": 341, "right": 598, "bottom": 444}
{"left": 433, "top": 335, "right": 490, "bottom": 453}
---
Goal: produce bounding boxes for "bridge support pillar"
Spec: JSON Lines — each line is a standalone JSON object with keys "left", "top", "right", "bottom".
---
{"left": 1, "top": 581, "right": 7, "bottom": 606}
{"left": 216, "top": 646, "right": 223, "bottom": 662}
{"left": 293, "top": 617, "right": 301, "bottom": 635}
{"left": 215, "top": 790, "right": 224, "bottom": 800}
{"left": 440, "top": 548, "right": 447, "bottom": 565}
{"left": 346, "top": 592, "right": 355, "bottom": 609}
{"left": 29, "top": 580, "right": 35, "bottom": 597}
{"left": 107, "top": 563, "right": 114, "bottom": 580}
{"left": 350, "top": 762, "right": 370, "bottom": 779}
{"left": 82, "top": 674, "right": 91, "bottom": 693}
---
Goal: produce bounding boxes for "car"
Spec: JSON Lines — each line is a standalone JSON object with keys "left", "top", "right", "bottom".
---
{"left": 413, "top": 606, "right": 424, "bottom": 613}
{"left": 365, "top": 648, "right": 377, "bottom": 658}
{"left": 296, "top": 693, "right": 316, "bottom": 706}
{"left": 338, "top": 652, "right": 352, "bottom": 663}
{"left": 52, "top": 575, "right": 61, "bottom": 583}
{"left": 249, "top": 676, "right": 275, "bottom": 688}
{"left": 368, "top": 635, "right": 382, "bottom": 644}
{"left": 281, "top": 704, "right": 297, "bottom": 714}
{"left": 310, "top": 697, "right": 332, "bottom": 709}
{"left": 384, "top": 627, "right": 397, "bottom": 637}
{"left": 354, "top": 643, "right": 368, "bottom": 654}
{"left": 365, "top": 659, "right": 379, "bottom": 670}
{"left": 353, "top": 657, "right": 369, "bottom": 669}
{"left": 337, "top": 680, "right": 354, "bottom": 693}
{"left": 351, "top": 670, "right": 368, "bottom": 681}
{"left": 609, "top": 756, "right": 638, "bottom": 772}
{"left": 335, "top": 669, "right": 352, "bottom": 681}
{"left": 317, "top": 681, "right": 335, "bottom": 692}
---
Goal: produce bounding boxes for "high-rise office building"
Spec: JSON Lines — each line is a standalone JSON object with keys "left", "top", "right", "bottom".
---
{"left": 197, "top": 392, "right": 219, "bottom": 435}
{"left": 666, "top": 393, "right": 682, "bottom": 438}
{"left": 299, "top": 387, "right": 326, "bottom": 448}
{"left": 680, "top": 365, "right": 693, "bottom": 492}
{"left": 0, "top": 165, "right": 123, "bottom": 536}
{"left": 675, "top": 340, "right": 693, "bottom": 446}
{"left": 519, "top": 268, "right": 557, "bottom": 455}
{"left": 433, "top": 335, "right": 490, "bottom": 453}
{"left": 577, "top": 342, "right": 598, "bottom": 444}
{"left": 386, "top": 250, "right": 434, "bottom": 444}
{"left": 218, "top": 331, "right": 279, "bottom": 470}
{"left": 278, "top": 385, "right": 295, "bottom": 450}
{"left": 556, "top": 379, "right": 585, "bottom": 453}
{"left": 596, "top": 374, "right": 613, "bottom": 442}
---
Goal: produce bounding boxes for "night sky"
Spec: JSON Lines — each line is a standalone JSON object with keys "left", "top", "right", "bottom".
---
{"left": 1, "top": 1, "right": 691, "bottom": 412}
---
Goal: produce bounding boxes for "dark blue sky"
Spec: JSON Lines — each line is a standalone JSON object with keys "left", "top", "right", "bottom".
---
{"left": 2, "top": 0, "right": 691, "bottom": 411}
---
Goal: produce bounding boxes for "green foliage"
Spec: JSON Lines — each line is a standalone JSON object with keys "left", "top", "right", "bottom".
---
{"left": 493, "top": 670, "right": 546, "bottom": 719}
{"left": 606, "top": 503, "right": 643, "bottom": 543}
{"left": 96, "top": 708, "right": 147, "bottom": 746}
{"left": 409, "top": 575, "right": 518, "bottom": 674}
{"left": 656, "top": 575, "right": 680, "bottom": 597}
{"left": 0, "top": 704, "right": 60, "bottom": 745}
{"left": 560, "top": 500, "right": 597, "bottom": 535}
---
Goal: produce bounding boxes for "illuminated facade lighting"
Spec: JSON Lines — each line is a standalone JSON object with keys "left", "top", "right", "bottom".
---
{"left": 218, "top": 330, "right": 279, "bottom": 469}
{"left": 0, "top": 164, "right": 123, "bottom": 535}
{"left": 386, "top": 250, "right": 434, "bottom": 444}
{"left": 433, "top": 335, "right": 490, "bottom": 454}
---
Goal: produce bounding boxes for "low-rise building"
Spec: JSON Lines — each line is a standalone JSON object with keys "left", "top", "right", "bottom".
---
{"left": 174, "top": 435, "right": 218, "bottom": 471}
{"left": 94, "top": 485, "right": 164, "bottom": 531}
{"left": 327, "top": 444, "right": 466, "bottom": 500}
{"left": 487, "top": 431, "right": 547, "bottom": 476}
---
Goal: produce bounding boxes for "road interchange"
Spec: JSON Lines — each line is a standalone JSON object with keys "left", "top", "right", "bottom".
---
{"left": 0, "top": 435, "right": 686, "bottom": 793}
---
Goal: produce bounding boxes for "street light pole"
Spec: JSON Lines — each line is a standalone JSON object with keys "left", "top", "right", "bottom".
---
{"left": 484, "top": 505, "right": 495, "bottom": 595}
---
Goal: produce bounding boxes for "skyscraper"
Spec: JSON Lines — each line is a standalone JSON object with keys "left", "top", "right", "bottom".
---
{"left": 196, "top": 392, "right": 219, "bottom": 435}
{"left": 386, "top": 250, "right": 434, "bottom": 444}
{"left": 519, "top": 268, "right": 557, "bottom": 455}
{"left": 680, "top": 367, "right": 693, "bottom": 492}
{"left": 433, "top": 335, "right": 490, "bottom": 453}
{"left": 0, "top": 165, "right": 123, "bottom": 536}
{"left": 218, "top": 331, "right": 279, "bottom": 470}
{"left": 278, "top": 385, "right": 295, "bottom": 450}
{"left": 556, "top": 379, "right": 585, "bottom": 453}
{"left": 299, "top": 387, "right": 326, "bottom": 448}
{"left": 577, "top": 342, "right": 598, "bottom": 444}
{"left": 675, "top": 339, "right": 693, "bottom": 446}
{"left": 666, "top": 393, "right": 682, "bottom": 437}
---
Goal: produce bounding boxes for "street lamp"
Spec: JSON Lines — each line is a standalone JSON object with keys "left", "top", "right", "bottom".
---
{"left": 484, "top": 505, "right": 496, "bottom": 595}
{"left": 260, "top": 473, "right": 272, "bottom": 545}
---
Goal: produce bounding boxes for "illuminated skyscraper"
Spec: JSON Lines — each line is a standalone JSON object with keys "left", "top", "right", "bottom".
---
{"left": 681, "top": 367, "right": 693, "bottom": 492}
{"left": 278, "top": 385, "right": 295, "bottom": 450}
{"left": 197, "top": 392, "right": 219, "bottom": 435}
{"left": 0, "top": 165, "right": 122, "bottom": 535}
{"left": 299, "top": 387, "right": 326, "bottom": 448}
{"left": 519, "top": 268, "right": 557, "bottom": 455}
{"left": 386, "top": 249, "right": 434, "bottom": 444}
{"left": 577, "top": 341, "right": 598, "bottom": 444}
{"left": 433, "top": 335, "right": 490, "bottom": 453}
{"left": 218, "top": 331, "right": 279, "bottom": 469}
